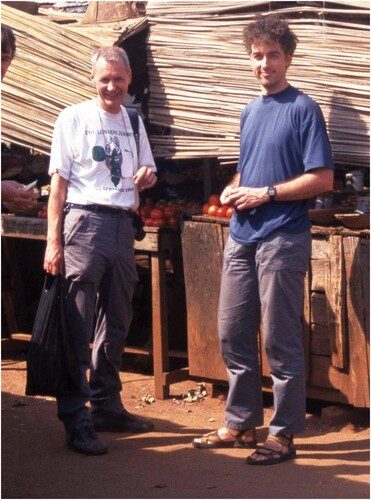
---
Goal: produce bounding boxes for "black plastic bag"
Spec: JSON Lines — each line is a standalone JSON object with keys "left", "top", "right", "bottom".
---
{"left": 26, "top": 274, "right": 80, "bottom": 397}
{"left": 130, "top": 211, "right": 146, "bottom": 241}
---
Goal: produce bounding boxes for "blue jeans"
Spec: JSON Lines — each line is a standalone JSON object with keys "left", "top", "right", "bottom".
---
{"left": 218, "top": 230, "right": 311, "bottom": 436}
{"left": 57, "top": 208, "right": 138, "bottom": 431}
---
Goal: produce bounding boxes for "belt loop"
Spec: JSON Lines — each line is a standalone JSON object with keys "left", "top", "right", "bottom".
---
{"left": 64, "top": 203, "right": 71, "bottom": 214}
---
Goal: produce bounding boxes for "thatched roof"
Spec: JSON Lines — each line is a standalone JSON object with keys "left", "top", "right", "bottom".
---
{"left": 1, "top": 3, "right": 147, "bottom": 155}
{"left": 146, "top": 0, "right": 370, "bottom": 167}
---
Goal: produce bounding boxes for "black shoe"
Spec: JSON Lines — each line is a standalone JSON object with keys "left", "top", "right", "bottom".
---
{"left": 66, "top": 425, "right": 108, "bottom": 455}
{"left": 92, "top": 409, "right": 155, "bottom": 433}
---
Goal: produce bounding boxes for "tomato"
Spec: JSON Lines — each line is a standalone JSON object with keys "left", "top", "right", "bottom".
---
{"left": 155, "top": 201, "right": 167, "bottom": 209}
{"left": 202, "top": 203, "right": 210, "bottom": 215}
{"left": 164, "top": 206, "right": 177, "bottom": 218}
{"left": 208, "top": 205, "right": 219, "bottom": 216}
{"left": 226, "top": 206, "right": 235, "bottom": 219}
{"left": 216, "top": 206, "right": 228, "bottom": 218}
{"left": 150, "top": 208, "right": 165, "bottom": 220}
{"left": 152, "top": 218, "right": 166, "bottom": 227}
{"left": 140, "top": 206, "right": 152, "bottom": 219}
{"left": 143, "top": 218, "right": 153, "bottom": 227}
{"left": 167, "top": 216, "right": 179, "bottom": 227}
{"left": 208, "top": 194, "right": 221, "bottom": 207}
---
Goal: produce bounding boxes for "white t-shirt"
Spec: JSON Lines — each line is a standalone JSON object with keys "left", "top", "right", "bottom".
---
{"left": 49, "top": 99, "right": 156, "bottom": 210}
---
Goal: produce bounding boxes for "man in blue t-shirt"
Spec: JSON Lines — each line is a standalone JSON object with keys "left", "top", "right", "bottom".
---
{"left": 193, "top": 14, "right": 334, "bottom": 465}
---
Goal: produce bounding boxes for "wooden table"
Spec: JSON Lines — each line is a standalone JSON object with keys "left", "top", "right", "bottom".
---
{"left": 1, "top": 214, "right": 188, "bottom": 399}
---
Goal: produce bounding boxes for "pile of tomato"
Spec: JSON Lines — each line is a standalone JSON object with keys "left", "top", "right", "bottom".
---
{"left": 37, "top": 203, "right": 48, "bottom": 218}
{"left": 202, "top": 194, "right": 235, "bottom": 219}
{"left": 139, "top": 198, "right": 202, "bottom": 227}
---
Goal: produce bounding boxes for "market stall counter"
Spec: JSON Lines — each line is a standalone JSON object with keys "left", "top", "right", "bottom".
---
{"left": 2, "top": 214, "right": 188, "bottom": 399}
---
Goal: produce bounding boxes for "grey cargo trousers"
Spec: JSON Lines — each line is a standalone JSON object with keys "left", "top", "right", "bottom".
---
{"left": 218, "top": 230, "right": 311, "bottom": 436}
{"left": 57, "top": 207, "right": 138, "bottom": 430}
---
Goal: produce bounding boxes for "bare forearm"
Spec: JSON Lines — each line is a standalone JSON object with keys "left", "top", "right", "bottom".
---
{"left": 47, "top": 175, "right": 67, "bottom": 243}
{"left": 227, "top": 167, "right": 333, "bottom": 211}
{"left": 274, "top": 168, "right": 334, "bottom": 201}
{"left": 44, "top": 174, "right": 68, "bottom": 275}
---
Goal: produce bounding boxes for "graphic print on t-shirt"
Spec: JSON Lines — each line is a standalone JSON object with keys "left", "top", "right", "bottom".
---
{"left": 92, "top": 134, "right": 123, "bottom": 187}
{"left": 105, "top": 136, "right": 122, "bottom": 186}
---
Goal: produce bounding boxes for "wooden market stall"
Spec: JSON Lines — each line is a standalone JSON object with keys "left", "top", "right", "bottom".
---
{"left": 182, "top": 217, "right": 369, "bottom": 408}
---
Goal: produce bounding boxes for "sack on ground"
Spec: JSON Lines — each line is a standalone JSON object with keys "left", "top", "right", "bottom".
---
{"left": 26, "top": 274, "right": 80, "bottom": 397}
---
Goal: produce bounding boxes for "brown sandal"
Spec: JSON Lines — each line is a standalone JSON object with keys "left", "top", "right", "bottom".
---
{"left": 193, "top": 428, "right": 257, "bottom": 449}
{"left": 246, "top": 434, "right": 296, "bottom": 465}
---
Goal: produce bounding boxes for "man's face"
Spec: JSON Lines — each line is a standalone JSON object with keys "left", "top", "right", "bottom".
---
{"left": 1, "top": 52, "right": 13, "bottom": 82}
{"left": 250, "top": 40, "right": 292, "bottom": 95}
{"left": 92, "top": 57, "right": 132, "bottom": 113}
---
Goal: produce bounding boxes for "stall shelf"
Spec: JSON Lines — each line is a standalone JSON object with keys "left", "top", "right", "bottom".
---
{"left": 182, "top": 215, "right": 370, "bottom": 408}
{"left": 1, "top": 214, "right": 188, "bottom": 399}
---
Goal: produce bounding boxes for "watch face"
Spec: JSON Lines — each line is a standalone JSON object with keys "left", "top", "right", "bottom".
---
{"left": 268, "top": 187, "right": 276, "bottom": 197}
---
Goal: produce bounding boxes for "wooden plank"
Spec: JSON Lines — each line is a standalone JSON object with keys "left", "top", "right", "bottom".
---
{"left": 311, "top": 292, "right": 328, "bottom": 326}
{"left": 310, "top": 355, "right": 341, "bottom": 390}
{"left": 327, "top": 235, "right": 346, "bottom": 369}
{"left": 311, "top": 237, "right": 331, "bottom": 260}
{"left": 311, "top": 324, "right": 331, "bottom": 356}
{"left": 343, "top": 236, "right": 370, "bottom": 407}
{"left": 1, "top": 215, "right": 47, "bottom": 240}
{"left": 182, "top": 221, "right": 227, "bottom": 381}
{"left": 360, "top": 240, "right": 370, "bottom": 367}
{"left": 162, "top": 367, "right": 190, "bottom": 385}
{"left": 306, "top": 385, "right": 348, "bottom": 405}
{"left": 1, "top": 215, "right": 180, "bottom": 252}
{"left": 310, "top": 259, "right": 330, "bottom": 292}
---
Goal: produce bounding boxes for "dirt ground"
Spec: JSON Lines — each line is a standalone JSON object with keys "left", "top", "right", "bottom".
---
{"left": 1, "top": 345, "right": 370, "bottom": 500}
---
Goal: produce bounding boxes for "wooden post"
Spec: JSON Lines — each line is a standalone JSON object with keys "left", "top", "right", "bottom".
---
{"left": 151, "top": 251, "right": 170, "bottom": 399}
{"left": 327, "top": 234, "right": 347, "bottom": 369}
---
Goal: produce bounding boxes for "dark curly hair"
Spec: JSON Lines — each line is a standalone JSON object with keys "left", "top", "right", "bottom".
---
{"left": 243, "top": 14, "right": 298, "bottom": 56}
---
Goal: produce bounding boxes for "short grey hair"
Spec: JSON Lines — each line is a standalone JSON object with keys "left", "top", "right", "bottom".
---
{"left": 91, "top": 46, "right": 131, "bottom": 74}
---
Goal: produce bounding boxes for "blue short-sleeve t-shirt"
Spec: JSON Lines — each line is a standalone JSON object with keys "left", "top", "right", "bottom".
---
{"left": 230, "top": 85, "right": 334, "bottom": 245}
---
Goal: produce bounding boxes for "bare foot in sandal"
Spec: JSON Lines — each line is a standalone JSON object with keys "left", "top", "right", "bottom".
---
{"left": 193, "top": 427, "right": 257, "bottom": 449}
{"left": 246, "top": 434, "right": 296, "bottom": 465}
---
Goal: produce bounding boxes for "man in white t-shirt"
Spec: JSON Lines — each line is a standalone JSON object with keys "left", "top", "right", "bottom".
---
{"left": 44, "top": 46, "right": 157, "bottom": 455}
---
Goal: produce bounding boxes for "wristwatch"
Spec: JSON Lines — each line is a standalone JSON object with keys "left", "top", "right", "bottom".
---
{"left": 267, "top": 186, "right": 277, "bottom": 201}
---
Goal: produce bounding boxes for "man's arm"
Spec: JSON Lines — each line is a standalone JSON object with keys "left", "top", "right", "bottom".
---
{"left": 44, "top": 173, "right": 68, "bottom": 276}
{"left": 226, "top": 168, "right": 333, "bottom": 211}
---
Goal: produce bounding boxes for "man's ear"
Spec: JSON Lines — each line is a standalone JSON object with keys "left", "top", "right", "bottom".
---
{"left": 285, "top": 54, "right": 293, "bottom": 68}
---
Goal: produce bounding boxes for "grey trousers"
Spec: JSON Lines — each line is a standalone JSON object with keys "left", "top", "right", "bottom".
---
{"left": 57, "top": 208, "right": 138, "bottom": 430}
{"left": 218, "top": 230, "right": 311, "bottom": 436}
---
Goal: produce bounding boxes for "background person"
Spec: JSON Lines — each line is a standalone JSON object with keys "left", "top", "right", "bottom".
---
{"left": 193, "top": 14, "right": 334, "bottom": 465}
{"left": 44, "top": 46, "right": 157, "bottom": 455}
{"left": 1, "top": 24, "right": 38, "bottom": 210}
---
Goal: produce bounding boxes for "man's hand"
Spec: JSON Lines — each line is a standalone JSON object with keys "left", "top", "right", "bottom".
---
{"left": 226, "top": 186, "right": 268, "bottom": 210}
{"left": 1, "top": 180, "right": 39, "bottom": 210}
{"left": 44, "top": 240, "right": 64, "bottom": 276}
{"left": 134, "top": 167, "right": 157, "bottom": 192}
